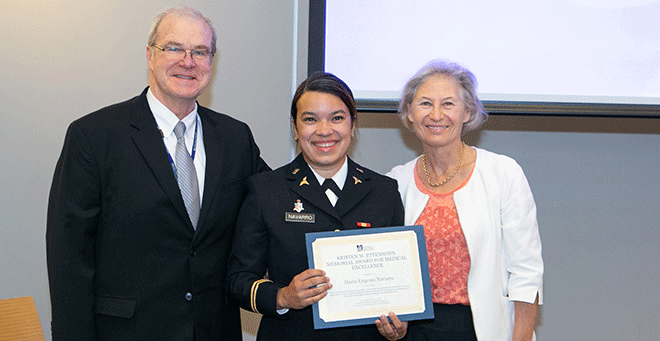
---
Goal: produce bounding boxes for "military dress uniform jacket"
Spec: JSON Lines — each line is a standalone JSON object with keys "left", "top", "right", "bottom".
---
{"left": 226, "top": 154, "right": 404, "bottom": 340}
{"left": 47, "top": 88, "right": 269, "bottom": 341}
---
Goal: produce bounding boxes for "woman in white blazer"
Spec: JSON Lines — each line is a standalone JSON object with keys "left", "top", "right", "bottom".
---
{"left": 386, "top": 60, "right": 543, "bottom": 341}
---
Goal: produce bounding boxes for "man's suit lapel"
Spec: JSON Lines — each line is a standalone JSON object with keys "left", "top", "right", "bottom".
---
{"left": 129, "top": 89, "right": 193, "bottom": 231}
{"left": 334, "top": 158, "right": 372, "bottom": 217}
{"left": 195, "top": 108, "right": 224, "bottom": 236}
{"left": 285, "top": 155, "right": 340, "bottom": 220}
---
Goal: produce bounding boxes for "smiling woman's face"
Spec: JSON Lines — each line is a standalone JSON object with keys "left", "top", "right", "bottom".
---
{"left": 407, "top": 74, "right": 470, "bottom": 149}
{"left": 293, "top": 91, "right": 355, "bottom": 178}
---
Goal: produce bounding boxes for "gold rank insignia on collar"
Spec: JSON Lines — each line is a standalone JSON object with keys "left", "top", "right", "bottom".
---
{"left": 299, "top": 176, "right": 310, "bottom": 186}
{"left": 353, "top": 176, "right": 362, "bottom": 185}
{"left": 356, "top": 167, "right": 364, "bottom": 173}
{"left": 292, "top": 168, "right": 300, "bottom": 175}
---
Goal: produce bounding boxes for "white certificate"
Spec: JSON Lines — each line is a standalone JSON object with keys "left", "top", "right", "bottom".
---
{"left": 305, "top": 225, "right": 433, "bottom": 329}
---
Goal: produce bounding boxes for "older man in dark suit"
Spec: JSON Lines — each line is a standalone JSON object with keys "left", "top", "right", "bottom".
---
{"left": 46, "top": 7, "right": 269, "bottom": 340}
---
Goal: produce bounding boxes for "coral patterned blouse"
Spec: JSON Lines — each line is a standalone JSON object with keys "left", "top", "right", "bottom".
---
{"left": 414, "top": 163, "right": 474, "bottom": 305}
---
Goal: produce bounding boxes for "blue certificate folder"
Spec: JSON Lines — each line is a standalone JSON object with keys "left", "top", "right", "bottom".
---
{"left": 305, "top": 225, "right": 434, "bottom": 329}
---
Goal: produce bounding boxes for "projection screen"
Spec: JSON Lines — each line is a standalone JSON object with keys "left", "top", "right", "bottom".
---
{"left": 309, "top": 0, "right": 660, "bottom": 117}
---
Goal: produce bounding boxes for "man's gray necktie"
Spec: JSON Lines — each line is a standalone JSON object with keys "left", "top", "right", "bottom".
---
{"left": 174, "top": 121, "right": 200, "bottom": 229}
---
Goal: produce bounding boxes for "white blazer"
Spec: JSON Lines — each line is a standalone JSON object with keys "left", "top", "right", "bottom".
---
{"left": 387, "top": 147, "right": 543, "bottom": 341}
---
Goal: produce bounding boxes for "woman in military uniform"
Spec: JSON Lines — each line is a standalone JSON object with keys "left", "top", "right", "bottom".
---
{"left": 226, "top": 73, "right": 407, "bottom": 340}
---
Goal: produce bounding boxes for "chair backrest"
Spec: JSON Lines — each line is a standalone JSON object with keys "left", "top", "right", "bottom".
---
{"left": 0, "top": 296, "right": 45, "bottom": 341}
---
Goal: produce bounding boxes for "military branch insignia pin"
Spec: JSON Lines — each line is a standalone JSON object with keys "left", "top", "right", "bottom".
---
{"left": 293, "top": 199, "right": 304, "bottom": 212}
{"left": 299, "top": 176, "right": 309, "bottom": 186}
{"left": 353, "top": 176, "right": 362, "bottom": 185}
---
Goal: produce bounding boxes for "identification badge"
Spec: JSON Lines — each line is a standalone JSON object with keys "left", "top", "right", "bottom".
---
{"left": 285, "top": 212, "right": 316, "bottom": 223}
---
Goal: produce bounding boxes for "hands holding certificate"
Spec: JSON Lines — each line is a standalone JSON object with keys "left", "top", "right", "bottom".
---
{"left": 276, "top": 269, "right": 408, "bottom": 340}
{"left": 305, "top": 226, "right": 434, "bottom": 338}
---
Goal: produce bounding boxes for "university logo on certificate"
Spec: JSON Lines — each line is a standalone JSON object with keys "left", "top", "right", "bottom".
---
{"left": 305, "top": 225, "right": 434, "bottom": 329}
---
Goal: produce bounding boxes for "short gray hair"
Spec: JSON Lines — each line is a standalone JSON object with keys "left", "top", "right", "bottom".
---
{"left": 398, "top": 59, "right": 487, "bottom": 134}
{"left": 147, "top": 7, "right": 217, "bottom": 55}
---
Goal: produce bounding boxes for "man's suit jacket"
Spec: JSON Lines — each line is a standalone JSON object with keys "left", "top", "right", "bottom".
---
{"left": 47, "top": 88, "right": 269, "bottom": 341}
{"left": 226, "top": 154, "right": 404, "bottom": 341}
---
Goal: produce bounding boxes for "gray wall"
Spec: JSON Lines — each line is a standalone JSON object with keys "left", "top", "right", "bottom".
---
{"left": 1, "top": 1, "right": 659, "bottom": 340}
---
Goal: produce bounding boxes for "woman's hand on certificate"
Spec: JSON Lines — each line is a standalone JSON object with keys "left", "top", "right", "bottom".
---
{"left": 376, "top": 312, "right": 408, "bottom": 340}
{"left": 276, "top": 269, "right": 332, "bottom": 310}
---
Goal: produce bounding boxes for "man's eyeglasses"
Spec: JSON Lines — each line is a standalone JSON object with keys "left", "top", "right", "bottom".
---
{"left": 152, "top": 45, "right": 213, "bottom": 62}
